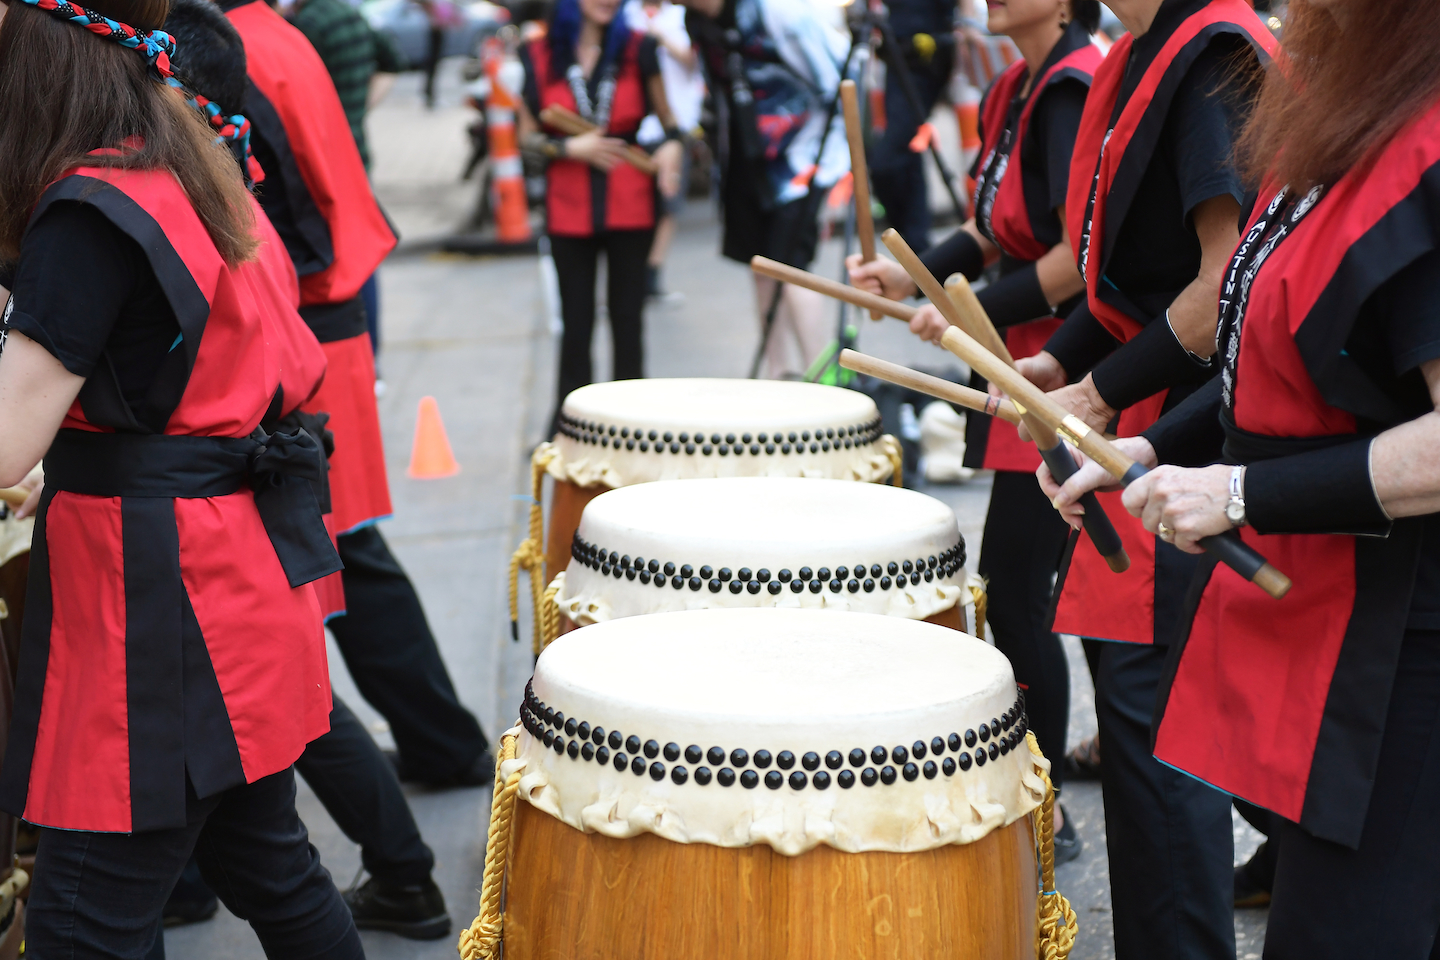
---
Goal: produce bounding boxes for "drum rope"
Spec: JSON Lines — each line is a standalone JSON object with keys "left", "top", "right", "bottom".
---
{"left": 509, "top": 447, "right": 558, "bottom": 653}
{"left": 884, "top": 436, "right": 904, "bottom": 487}
{"left": 459, "top": 730, "right": 521, "bottom": 960}
{"left": 1027, "top": 731, "right": 1078, "bottom": 960}
{"left": 538, "top": 579, "right": 562, "bottom": 652}
{"left": 969, "top": 581, "right": 988, "bottom": 638}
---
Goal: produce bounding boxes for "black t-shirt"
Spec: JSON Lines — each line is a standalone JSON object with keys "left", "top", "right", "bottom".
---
{"left": 1102, "top": 31, "right": 1257, "bottom": 318}
{"left": 887, "top": 0, "right": 954, "bottom": 40}
{"left": 0, "top": 202, "right": 179, "bottom": 411}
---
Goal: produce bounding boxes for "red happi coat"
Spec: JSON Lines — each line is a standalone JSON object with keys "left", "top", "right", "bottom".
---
{"left": 227, "top": 0, "right": 396, "bottom": 535}
{"left": 0, "top": 168, "right": 334, "bottom": 833}
{"left": 531, "top": 34, "right": 657, "bottom": 237}
{"left": 967, "top": 32, "right": 1103, "bottom": 473}
{"left": 1153, "top": 101, "right": 1440, "bottom": 848}
{"left": 1050, "top": 0, "right": 1275, "bottom": 644}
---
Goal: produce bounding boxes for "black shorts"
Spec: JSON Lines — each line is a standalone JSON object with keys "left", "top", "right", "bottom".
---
{"left": 720, "top": 165, "right": 825, "bottom": 269}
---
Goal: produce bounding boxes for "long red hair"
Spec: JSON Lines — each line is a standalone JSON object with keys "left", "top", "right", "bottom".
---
{"left": 1237, "top": 0, "right": 1440, "bottom": 189}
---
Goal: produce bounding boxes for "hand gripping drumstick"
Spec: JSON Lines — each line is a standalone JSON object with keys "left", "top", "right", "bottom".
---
{"left": 839, "top": 81, "right": 880, "bottom": 320}
{"left": 538, "top": 105, "right": 659, "bottom": 175}
{"left": 879, "top": 228, "right": 1293, "bottom": 599}
{"left": 0, "top": 488, "right": 27, "bottom": 508}
{"left": 751, "top": 252, "right": 1130, "bottom": 571}
{"left": 939, "top": 274, "right": 1131, "bottom": 573}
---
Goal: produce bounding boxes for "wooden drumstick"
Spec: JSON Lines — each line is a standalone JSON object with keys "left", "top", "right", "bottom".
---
{"left": 0, "top": 488, "right": 28, "bottom": 508}
{"left": 750, "top": 256, "right": 917, "bottom": 322}
{"left": 538, "top": 105, "right": 659, "bottom": 175}
{"left": 940, "top": 275, "right": 1131, "bottom": 573}
{"left": 838, "top": 349, "right": 1022, "bottom": 425}
{"left": 840, "top": 81, "right": 881, "bottom": 321}
{"left": 880, "top": 228, "right": 1292, "bottom": 599}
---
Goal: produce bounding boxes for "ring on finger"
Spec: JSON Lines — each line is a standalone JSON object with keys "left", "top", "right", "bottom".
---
{"left": 1157, "top": 522, "right": 1175, "bottom": 543}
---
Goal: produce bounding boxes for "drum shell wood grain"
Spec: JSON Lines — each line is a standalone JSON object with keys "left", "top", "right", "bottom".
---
{"left": 544, "top": 480, "right": 607, "bottom": 584}
{"left": 502, "top": 797, "right": 1037, "bottom": 960}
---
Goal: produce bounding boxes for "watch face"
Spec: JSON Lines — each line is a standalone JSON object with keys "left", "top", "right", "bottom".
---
{"left": 1226, "top": 501, "right": 1245, "bottom": 524}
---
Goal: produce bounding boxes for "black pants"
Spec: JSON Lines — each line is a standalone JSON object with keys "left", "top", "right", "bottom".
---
{"left": 28, "top": 768, "right": 361, "bottom": 960}
{"left": 869, "top": 47, "right": 953, "bottom": 252}
{"left": 423, "top": 25, "right": 443, "bottom": 106}
{"left": 1265, "top": 628, "right": 1440, "bottom": 960}
{"left": 329, "top": 526, "right": 488, "bottom": 780}
{"left": 550, "top": 230, "right": 653, "bottom": 414}
{"left": 296, "top": 697, "right": 434, "bottom": 885}
{"left": 978, "top": 470, "right": 1072, "bottom": 790}
{"left": 1095, "top": 640, "right": 1235, "bottom": 960}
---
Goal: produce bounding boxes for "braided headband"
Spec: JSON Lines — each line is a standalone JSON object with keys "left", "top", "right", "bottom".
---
{"left": 16, "top": 0, "right": 175, "bottom": 79}
{"left": 166, "top": 78, "right": 260, "bottom": 186}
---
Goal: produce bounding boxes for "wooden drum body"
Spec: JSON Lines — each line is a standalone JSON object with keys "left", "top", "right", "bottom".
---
{"left": 550, "top": 478, "right": 979, "bottom": 639}
{"left": 504, "top": 798, "right": 1036, "bottom": 960}
{"left": 482, "top": 610, "right": 1052, "bottom": 960}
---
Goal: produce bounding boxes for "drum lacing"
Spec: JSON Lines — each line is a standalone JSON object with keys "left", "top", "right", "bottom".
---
{"left": 1027, "top": 731, "right": 1078, "bottom": 960}
{"left": 884, "top": 435, "right": 904, "bottom": 487}
{"left": 970, "top": 578, "right": 988, "bottom": 638}
{"left": 510, "top": 446, "right": 558, "bottom": 656}
{"left": 459, "top": 729, "right": 521, "bottom": 960}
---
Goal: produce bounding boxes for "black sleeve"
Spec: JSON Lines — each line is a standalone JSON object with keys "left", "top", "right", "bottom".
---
{"left": 1031, "top": 78, "right": 1088, "bottom": 213}
{"left": 1089, "top": 312, "right": 1216, "bottom": 411}
{"left": 1139, "top": 376, "right": 1225, "bottom": 466}
{"left": 1383, "top": 247, "right": 1440, "bottom": 375}
{"left": 1043, "top": 298, "right": 1119, "bottom": 378}
{"left": 2, "top": 202, "right": 139, "bottom": 377}
{"left": 520, "top": 44, "right": 542, "bottom": 122}
{"left": 638, "top": 35, "right": 661, "bottom": 79}
{"left": 976, "top": 262, "right": 1052, "bottom": 329}
{"left": 919, "top": 229, "right": 985, "bottom": 284}
{"left": 1245, "top": 438, "right": 1391, "bottom": 537}
{"left": 1164, "top": 36, "right": 1256, "bottom": 223}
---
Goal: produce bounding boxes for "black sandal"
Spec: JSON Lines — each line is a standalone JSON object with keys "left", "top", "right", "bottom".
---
{"left": 1063, "top": 735, "right": 1102, "bottom": 781}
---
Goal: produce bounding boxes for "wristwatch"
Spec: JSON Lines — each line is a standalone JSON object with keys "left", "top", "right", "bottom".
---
{"left": 1225, "top": 465, "right": 1248, "bottom": 527}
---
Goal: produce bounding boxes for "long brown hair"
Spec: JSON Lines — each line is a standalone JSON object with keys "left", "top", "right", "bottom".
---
{"left": 1237, "top": 1, "right": 1440, "bottom": 189}
{"left": 0, "top": 0, "right": 257, "bottom": 266}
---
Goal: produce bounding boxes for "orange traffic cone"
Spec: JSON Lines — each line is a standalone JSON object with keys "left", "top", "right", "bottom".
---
{"left": 485, "top": 47, "right": 531, "bottom": 243}
{"left": 408, "top": 396, "right": 461, "bottom": 479}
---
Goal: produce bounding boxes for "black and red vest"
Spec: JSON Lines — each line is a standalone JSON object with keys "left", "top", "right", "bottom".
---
{"left": 531, "top": 35, "right": 657, "bottom": 237}
{"left": 227, "top": 0, "right": 395, "bottom": 535}
{"left": 1154, "top": 100, "right": 1440, "bottom": 848}
{"left": 1051, "top": 0, "right": 1274, "bottom": 644}
{"left": 0, "top": 167, "right": 335, "bottom": 833}
{"left": 225, "top": 0, "right": 396, "bottom": 312}
{"left": 968, "top": 33, "right": 1102, "bottom": 473}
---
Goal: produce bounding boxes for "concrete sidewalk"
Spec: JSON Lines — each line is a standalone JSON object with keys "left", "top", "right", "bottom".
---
{"left": 164, "top": 64, "right": 1268, "bottom": 960}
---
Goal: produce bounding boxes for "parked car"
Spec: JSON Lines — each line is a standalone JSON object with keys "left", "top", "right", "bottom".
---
{"left": 360, "top": 0, "right": 508, "bottom": 66}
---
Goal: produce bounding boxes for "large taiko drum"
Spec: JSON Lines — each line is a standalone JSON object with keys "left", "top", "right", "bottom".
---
{"left": 464, "top": 609, "right": 1073, "bottom": 960}
{"left": 548, "top": 477, "right": 982, "bottom": 638}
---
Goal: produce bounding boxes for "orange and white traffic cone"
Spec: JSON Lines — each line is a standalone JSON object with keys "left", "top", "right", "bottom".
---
{"left": 485, "top": 46, "right": 530, "bottom": 244}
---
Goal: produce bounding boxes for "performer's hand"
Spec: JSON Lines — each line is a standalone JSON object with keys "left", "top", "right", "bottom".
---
{"left": 1013, "top": 350, "right": 1067, "bottom": 392}
{"left": 1121, "top": 463, "right": 1233, "bottom": 554}
{"left": 1046, "top": 372, "right": 1117, "bottom": 434}
{"left": 13, "top": 465, "right": 42, "bottom": 520}
{"left": 653, "top": 139, "right": 683, "bottom": 198}
{"left": 846, "top": 254, "right": 917, "bottom": 301}
{"left": 1038, "top": 436, "right": 1154, "bottom": 529}
{"left": 565, "top": 131, "right": 630, "bottom": 172}
{"left": 907, "top": 304, "right": 950, "bottom": 345}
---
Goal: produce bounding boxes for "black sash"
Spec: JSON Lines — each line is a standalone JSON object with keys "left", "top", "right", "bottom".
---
{"left": 45, "top": 427, "right": 341, "bottom": 587}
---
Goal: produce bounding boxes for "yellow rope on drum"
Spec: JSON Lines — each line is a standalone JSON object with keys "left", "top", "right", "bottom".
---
{"left": 509, "top": 447, "right": 557, "bottom": 651}
{"left": 538, "top": 579, "right": 562, "bottom": 654}
{"left": 883, "top": 434, "right": 903, "bottom": 487}
{"left": 969, "top": 580, "right": 988, "bottom": 639}
{"left": 458, "top": 730, "right": 521, "bottom": 960}
{"left": 1027, "top": 731, "right": 1078, "bottom": 960}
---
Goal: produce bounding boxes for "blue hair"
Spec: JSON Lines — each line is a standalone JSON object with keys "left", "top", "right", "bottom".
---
{"left": 548, "top": 0, "right": 632, "bottom": 74}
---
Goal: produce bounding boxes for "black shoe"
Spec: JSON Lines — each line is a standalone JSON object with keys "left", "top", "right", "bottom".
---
{"left": 1063, "top": 735, "right": 1102, "bottom": 782}
{"left": 1052, "top": 806, "right": 1082, "bottom": 865}
{"left": 386, "top": 748, "right": 496, "bottom": 788}
{"left": 1234, "top": 843, "right": 1273, "bottom": 908}
{"left": 344, "top": 876, "right": 451, "bottom": 940}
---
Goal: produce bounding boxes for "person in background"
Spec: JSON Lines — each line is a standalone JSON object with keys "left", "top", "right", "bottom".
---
{"left": 416, "top": 0, "right": 454, "bottom": 109}
{"left": 222, "top": 0, "right": 497, "bottom": 793}
{"left": 624, "top": 0, "right": 704, "bottom": 302}
{"left": 849, "top": 0, "right": 1102, "bottom": 866}
{"left": 868, "top": 0, "right": 955, "bottom": 252}
{"left": 516, "top": 0, "right": 683, "bottom": 429}
{"left": 290, "top": 0, "right": 404, "bottom": 360}
{"left": 681, "top": 0, "right": 851, "bottom": 379}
